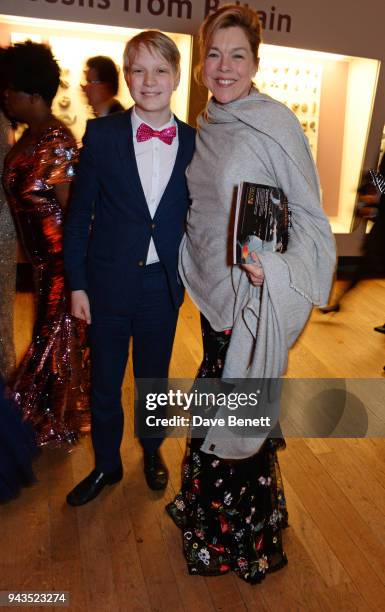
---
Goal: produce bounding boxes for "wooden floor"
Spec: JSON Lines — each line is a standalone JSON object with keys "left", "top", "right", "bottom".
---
{"left": 1, "top": 279, "right": 385, "bottom": 611}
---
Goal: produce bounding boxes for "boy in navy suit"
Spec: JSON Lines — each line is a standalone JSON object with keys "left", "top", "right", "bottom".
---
{"left": 64, "top": 31, "right": 195, "bottom": 505}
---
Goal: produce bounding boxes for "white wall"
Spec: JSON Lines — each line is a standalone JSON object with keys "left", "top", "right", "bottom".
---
{"left": 334, "top": 58, "right": 379, "bottom": 233}
{"left": 2, "top": 0, "right": 385, "bottom": 61}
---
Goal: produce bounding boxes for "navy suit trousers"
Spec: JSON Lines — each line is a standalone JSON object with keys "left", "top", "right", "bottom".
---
{"left": 89, "top": 262, "right": 178, "bottom": 472}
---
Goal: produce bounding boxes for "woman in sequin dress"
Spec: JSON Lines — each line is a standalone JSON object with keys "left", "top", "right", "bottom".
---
{"left": 2, "top": 41, "right": 90, "bottom": 445}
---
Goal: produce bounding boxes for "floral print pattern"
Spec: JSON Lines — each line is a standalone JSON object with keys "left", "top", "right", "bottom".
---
{"left": 166, "top": 315, "right": 288, "bottom": 584}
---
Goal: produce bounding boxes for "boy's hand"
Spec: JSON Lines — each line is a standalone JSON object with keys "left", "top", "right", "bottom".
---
{"left": 71, "top": 290, "right": 91, "bottom": 324}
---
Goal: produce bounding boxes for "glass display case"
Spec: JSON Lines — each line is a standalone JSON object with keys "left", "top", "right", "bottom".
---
{"left": 255, "top": 44, "right": 380, "bottom": 233}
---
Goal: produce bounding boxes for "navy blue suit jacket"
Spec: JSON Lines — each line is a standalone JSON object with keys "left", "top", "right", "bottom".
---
{"left": 64, "top": 109, "right": 195, "bottom": 315}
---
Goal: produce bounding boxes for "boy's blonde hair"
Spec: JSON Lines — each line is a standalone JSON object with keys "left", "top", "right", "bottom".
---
{"left": 123, "top": 30, "right": 181, "bottom": 80}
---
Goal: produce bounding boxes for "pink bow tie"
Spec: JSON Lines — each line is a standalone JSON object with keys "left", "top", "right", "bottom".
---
{"left": 136, "top": 122, "right": 176, "bottom": 145}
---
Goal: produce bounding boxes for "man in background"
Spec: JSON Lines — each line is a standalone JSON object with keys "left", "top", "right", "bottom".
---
{"left": 82, "top": 55, "right": 124, "bottom": 117}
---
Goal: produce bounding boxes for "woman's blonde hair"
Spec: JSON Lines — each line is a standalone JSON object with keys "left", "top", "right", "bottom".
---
{"left": 195, "top": 4, "right": 262, "bottom": 85}
{"left": 123, "top": 30, "right": 180, "bottom": 81}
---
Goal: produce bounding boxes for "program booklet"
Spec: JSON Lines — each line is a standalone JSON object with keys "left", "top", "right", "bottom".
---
{"left": 233, "top": 182, "right": 290, "bottom": 264}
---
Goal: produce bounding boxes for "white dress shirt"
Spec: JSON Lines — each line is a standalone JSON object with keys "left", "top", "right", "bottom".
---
{"left": 131, "top": 107, "right": 178, "bottom": 265}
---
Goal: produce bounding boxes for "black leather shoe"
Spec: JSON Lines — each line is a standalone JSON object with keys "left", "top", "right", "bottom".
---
{"left": 374, "top": 324, "right": 385, "bottom": 334}
{"left": 66, "top": 466, "right": 123, "bottom": 506}
{"left": 319, "top": 303, "right": 340, "bottom": 314}
{"left": 143, "top": 450, "right": 168, "bottom": 491}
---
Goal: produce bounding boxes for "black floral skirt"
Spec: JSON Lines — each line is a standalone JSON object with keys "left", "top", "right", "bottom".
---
{"left": 166, "top": 315, "right": 288, "bottom": 584}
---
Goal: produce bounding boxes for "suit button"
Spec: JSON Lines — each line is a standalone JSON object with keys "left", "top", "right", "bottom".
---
{"left": 151, "top": 223, "right": 156, "bottom": 229}
{"left": 138, "top": 260, "right": 144, "bottom": 267}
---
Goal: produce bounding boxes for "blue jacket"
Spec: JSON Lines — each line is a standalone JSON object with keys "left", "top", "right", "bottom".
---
{"left": 64, "top": 109, "right": 195, "bottom": 315}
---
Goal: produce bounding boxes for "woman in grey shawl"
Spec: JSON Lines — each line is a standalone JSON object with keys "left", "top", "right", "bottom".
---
{"left": 167, "top": 5, "right": 336, "bottom": 584}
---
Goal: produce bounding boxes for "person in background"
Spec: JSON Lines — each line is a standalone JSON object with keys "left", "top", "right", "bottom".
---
{"left": 64, "top": 31, "right": 195, "bottom": 506}
{"left": 166, "top": 4, "right": 335, "bottom": 584}
{"left": 371, "top": 153, "right": 385, "bottom": 334}
{"left": 320, "top": 152, "right": 385, "bottom": 316}
{"left": 81, "top": 55, "right": 124, "bottom": 117}
{"left": 0, "top": 49, "right": 17, "bottom": 382}
{"left": 2, "top": 41, "right": 90, "bottom": 446}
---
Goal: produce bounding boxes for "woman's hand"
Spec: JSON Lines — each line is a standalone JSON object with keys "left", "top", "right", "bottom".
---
{"left": 241, "top": 252, "right": 265, "bottom": 286}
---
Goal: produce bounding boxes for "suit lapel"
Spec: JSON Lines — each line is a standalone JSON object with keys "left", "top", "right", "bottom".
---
{"left": 154, "top": 118, "right": 188, "bottom": 221}
{"left": 115, "top": 109, "right": 149, "bottom": 212}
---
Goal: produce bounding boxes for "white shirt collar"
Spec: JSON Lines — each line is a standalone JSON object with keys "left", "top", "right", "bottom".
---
{"left": 131, "top": 106, "right": 176, "bottom": 133}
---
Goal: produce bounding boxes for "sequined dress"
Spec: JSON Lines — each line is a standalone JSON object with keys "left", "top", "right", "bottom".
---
{"left": 0, "top": 111, "right": 17, "bottom": 381}
{"left": 3, "top": 125, "right": 90, "bottom": 445}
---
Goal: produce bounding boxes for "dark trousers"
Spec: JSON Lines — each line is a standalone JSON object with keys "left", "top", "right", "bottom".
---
{"left": 337, "top": 221, "right": 385, "bottom": 305}
{"left": 89, "top": 263, "right": 178, "bottom": 472}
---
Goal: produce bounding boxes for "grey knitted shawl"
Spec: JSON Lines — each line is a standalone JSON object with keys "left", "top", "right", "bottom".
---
{"left": 180, "top": 90, "right": 336, "bottom": 458}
